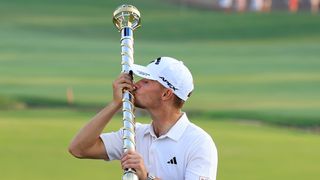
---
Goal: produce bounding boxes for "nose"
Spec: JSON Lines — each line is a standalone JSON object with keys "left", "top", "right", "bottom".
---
{"left": 134, "top": 78, "right": 146, "bottom": 89}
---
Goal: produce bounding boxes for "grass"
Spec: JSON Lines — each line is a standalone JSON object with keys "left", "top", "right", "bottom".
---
{"left": 1, "top": 35, "right": 319, "bottom": 126}
{"left": 0, "top": 109, "right": 119, "bottom": 179}
{"left": 0, "top": 109, "right": 319, "bottom": 180}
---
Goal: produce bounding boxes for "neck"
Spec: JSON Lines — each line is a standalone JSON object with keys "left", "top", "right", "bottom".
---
{"left": 149, "top": 108, "right": 183, "bottom": 137}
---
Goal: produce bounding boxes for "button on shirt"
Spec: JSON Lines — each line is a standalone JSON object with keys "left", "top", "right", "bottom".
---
{"left": 100, "top": 113, "right": 218, "bottom": 180}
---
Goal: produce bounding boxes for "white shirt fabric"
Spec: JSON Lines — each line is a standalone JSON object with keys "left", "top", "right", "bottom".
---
{"left": 100, "top": 113, "right": 218, "bottom": 180}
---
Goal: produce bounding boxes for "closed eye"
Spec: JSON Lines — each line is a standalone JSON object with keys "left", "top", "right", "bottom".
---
{"left": 142, "top": 79, "right": 149, "bottom": 84}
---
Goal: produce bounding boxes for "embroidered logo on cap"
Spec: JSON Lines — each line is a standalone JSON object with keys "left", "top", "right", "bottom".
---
{"left": 155, "top": 57, "right": 161, "bottom": 65}
{"left": 159, "top": 76, "right": 178, "bottom": 91}
{"left": 137, "top": 70, "right": 150, "bottom": 77}
{"left": 149, "top": 57, "right": 161, "bottom": 65}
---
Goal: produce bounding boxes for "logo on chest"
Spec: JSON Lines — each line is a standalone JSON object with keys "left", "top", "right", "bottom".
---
{"left": 167, "top": 156, "right": 177, "bottom": 165}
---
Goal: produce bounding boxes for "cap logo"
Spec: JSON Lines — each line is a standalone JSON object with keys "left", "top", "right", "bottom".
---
{"left": 159, "top": 76, "right": 178, "bottom": 91}
{"left": 150, "top": 57, "right": 161, "bottom": 65}
{"left": 155, "top": 57, "right": 161, "bottom": 65}
{"left": 137, "top": 70, "right": 150, "bottom": 77}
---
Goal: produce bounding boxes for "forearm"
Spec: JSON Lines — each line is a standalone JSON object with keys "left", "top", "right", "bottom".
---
{"left": 69, "top": 101, "right": 121, "bottom": 155}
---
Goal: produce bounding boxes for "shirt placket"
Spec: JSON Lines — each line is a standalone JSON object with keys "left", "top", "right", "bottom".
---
{"left": 148, "top": 136, "right": 157, "bottom": 168}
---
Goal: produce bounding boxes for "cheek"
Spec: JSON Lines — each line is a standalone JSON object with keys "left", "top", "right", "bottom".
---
{"left": 136, "top": 88, "right": 161, "bottom": 101}
{"left": 135, "top": 83, "right": 164, "bottom": 100}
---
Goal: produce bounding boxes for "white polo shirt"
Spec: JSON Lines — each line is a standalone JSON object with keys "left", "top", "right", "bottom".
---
{"left": 100, "top": 113, "right": 218, "bottom": 180}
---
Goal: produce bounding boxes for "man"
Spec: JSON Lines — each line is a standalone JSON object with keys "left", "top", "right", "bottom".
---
{"left": 68, "top": 57, "right": 218, "bottom": 180}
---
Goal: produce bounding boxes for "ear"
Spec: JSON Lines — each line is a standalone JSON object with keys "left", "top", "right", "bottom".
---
{"left": 162, "top": 89, "right": 174, "bottom": 100}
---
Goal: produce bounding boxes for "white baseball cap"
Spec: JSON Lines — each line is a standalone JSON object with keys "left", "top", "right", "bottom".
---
{"left": 131, "top": 57, "right": 194, "bottom": 101}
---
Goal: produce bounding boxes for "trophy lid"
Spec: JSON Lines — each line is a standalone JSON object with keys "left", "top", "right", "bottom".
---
{"left": 113, "top": 4, "right": 141, "bottom": 31}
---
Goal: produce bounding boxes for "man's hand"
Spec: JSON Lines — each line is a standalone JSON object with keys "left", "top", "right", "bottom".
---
{"left": 121, "top": 150, "right": 147, "bottom": 180}
{"left": 112, "top": 73, "right": 135, "bottom": 107}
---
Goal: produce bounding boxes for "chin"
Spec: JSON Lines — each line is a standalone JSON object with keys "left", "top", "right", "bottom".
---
{"left": 134, "top": 101, "right": 146, "bottom": 109}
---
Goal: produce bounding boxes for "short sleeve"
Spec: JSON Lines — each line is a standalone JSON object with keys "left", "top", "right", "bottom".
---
{"left": 100, "top": 129, "right": 123, "bottom": 161}
{"left": 185, "top": 135, "right": 218, "bottom": 180}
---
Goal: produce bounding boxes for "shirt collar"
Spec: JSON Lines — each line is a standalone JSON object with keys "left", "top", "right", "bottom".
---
{"left": 144, "top": 113, "right": 190, "bottom": 141}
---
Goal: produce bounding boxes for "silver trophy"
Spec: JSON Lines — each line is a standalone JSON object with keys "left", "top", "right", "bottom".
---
{"left": 113, "top": 4, "right": 141, "bottom": 180}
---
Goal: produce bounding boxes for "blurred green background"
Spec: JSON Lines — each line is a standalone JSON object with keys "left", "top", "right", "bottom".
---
{"left": 0, "top": 0, "right": 320, "bottom": 179}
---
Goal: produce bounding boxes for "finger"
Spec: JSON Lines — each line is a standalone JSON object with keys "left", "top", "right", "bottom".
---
{"left": 121, "top": 152, "right": 133, "bottom": 163}
{"left": 122, "top": 158, "right": 140, "bottom": 166}
{"left": 119, "top": 81, "right": 134, "bottom": 90}
{"left": 119, "top": 73, "right": 133, "bottom": 82}
{"left": 115, "top": 73, "right": 132, "bottom": 83}
{"left": 115, "top": 81, "right": 135, "bottom": 91}
{"left": 118, "top": 83, "right": 133, "bottom": 89}
{"left": 121, "top": 159, "right": 141, "bottom": 169}
{"left": 120, "top": 150, "right": 141, "bottom": 166}
{"left": 120, "top": 154, "right": 129, "bottom": 163}
{"left": 125, "top": 149, "right": 135, "bottom": 154}
{"left": 121, "top": 153, "right": 139, "bottom": 165}
{"left": 115, "top": 78, "right": 133, "bottom": 87}
{"left": 124, "top": 73, "right": 133, "bottom": 81}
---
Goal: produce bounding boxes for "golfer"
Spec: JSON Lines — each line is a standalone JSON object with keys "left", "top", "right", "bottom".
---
{"left": 69, "top": 57, "right": 218, "bottom": 180}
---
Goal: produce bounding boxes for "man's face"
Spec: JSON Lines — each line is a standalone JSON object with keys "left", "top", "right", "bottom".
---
{"left": 133, "top": 78, "right": 165, "bottom": 109}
